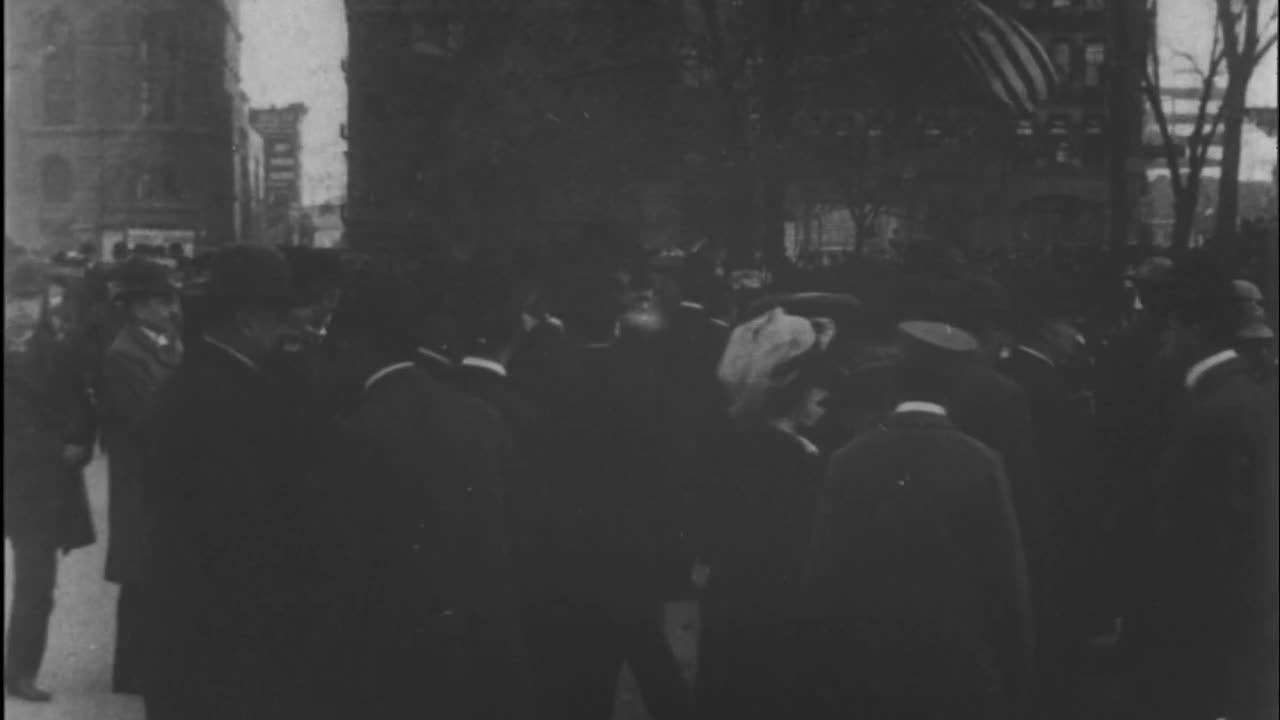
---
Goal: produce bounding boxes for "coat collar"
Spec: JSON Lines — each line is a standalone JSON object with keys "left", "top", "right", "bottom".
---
{"left": 1185, "top": 348, "right": 1239, "bottom": 391}
{"left": 364, "top": 361, "right": 416, "bottom": 392}
{"left": 201, "top": 335, "right": 257, "bottom": 373}
{"left": 460, "top": 356, "right": 507, "bottom": 378}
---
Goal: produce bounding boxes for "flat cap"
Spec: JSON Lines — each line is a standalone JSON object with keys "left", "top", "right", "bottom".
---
{"left": 897, "top": 320, "right": 979, "bottom": 366}
{"left": 207, "top": 244, "right": 292, "bottom": 305}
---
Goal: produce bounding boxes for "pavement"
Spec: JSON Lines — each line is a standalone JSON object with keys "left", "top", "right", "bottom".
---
{"left": 3, "top": 456, "right": 699, "bottom": 720}
{"left": 3, "top": 457, "right": 143, "bottom": 720}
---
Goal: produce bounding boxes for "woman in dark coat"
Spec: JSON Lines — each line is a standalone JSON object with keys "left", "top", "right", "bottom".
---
{"left": 695, "top": 308, "right": 839, "bottom": 720}
{"left": 4, "top": 262, "right": 96, "bottom": 703}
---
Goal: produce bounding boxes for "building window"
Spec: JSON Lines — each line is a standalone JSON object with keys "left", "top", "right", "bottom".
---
{"left": 139, "top": 12, "right": 178, "bottom": 67}
{"left": 140, "top": 77, "right": 177, "bottom": 123}
{"left": 1050, "top": 39, "right": 1074, "bottom": 84}
{"left": 1046, "top": 114, "right": 1075, "bottom": 165}
{"left": 136, "top": 167, "right": 179, "bottom": 202}
{"left": 41, "top": 156, "right": 73, "bottom": 203}
{"left": 101, "top": 165, "right": 128, "bottom": 204}
{"left": 1082, "top": 115, "right": 1106, "bottom": 168}
{"left": 42, "top": 12, "right": 76, "bottom": 125}
{"left": 1084, "top": 39, "right": 1107, "bottom": 87}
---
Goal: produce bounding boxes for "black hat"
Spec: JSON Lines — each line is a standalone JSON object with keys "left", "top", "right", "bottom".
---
{"left": 6, "top": 261, "right": 48, "bottom": 299}
{"left": 112, "top": 257, "right": 179, "bottom": 301}
{"left": 329, "top": 269, "right": 421, "bottom": 352}
{"left": 1166, "top": 250, "right": 1236, "bottom": 342}
{"left": 281, "top": 246, "right": 344, "bottom": 305}
{"left": 453, "top": 259, "right": 530, "bottom": 349}
{"left": 940, "top": 276, "right": 1013, "bottom": 331}
{"left": 207, "top": 244, "right": 292, "bottom": 306}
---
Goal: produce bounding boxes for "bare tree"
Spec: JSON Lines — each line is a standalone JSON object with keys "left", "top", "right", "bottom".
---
{"left": 1141, "top": 0, "right": 1228, "bottom": 249}
{"left": 1213, "top": 0, "right": 1278, "bottom": 242}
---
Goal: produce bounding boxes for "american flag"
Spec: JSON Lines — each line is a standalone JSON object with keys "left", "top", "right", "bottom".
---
{"left": 950, "top": 0, "right": 1058, "bottom": 115}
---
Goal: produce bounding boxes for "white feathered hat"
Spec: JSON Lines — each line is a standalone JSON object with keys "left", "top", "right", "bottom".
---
{"left": 717, "top": 307, "right": 836, "bottom": 423}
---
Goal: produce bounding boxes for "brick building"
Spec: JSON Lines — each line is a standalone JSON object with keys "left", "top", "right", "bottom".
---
{"left": 790, "top": 0, "right": 1149, "bottom": 255}
{"left": 4, "top": 0, "right": 246, "bottom": 254}
{"left": 248, "top": 102, "right": 306, "bottom": 245}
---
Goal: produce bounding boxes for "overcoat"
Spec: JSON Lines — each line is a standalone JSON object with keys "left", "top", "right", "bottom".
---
{"left": 696, "top": 425, "right": 825, "bottom": 720}
{"left": 3, "top": 329, "right": 96, "bottom": 552}
{"left": 1132, "top": 354, "right": 1278, "bottom": 716}
{"left": 142, "top": 339, "right": 335, "bottom": 719}
{"left": 334, "top": 364, "right": 533, "bottom": 719}
{"left": 802, "top": 410, "right": 1033, "bottom": 713}
{"left": 100, "top": 323, "right": 181, "bottom": 583}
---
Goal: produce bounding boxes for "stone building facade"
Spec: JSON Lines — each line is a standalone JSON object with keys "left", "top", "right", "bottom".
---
{"left": 4, "top": 0, "right": 246, "bottom": 254}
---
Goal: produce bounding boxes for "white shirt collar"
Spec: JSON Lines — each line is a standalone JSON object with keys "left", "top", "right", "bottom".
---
{"left": 680, "top": 301, "right": 706, "bottom": 311}
{"left": 202, "top": 335, "right": 257, "bottom": 372}
{"left": 894, "top": 401, "right": 948, "bottom": 417}
{"left": 416, "top": 346, "right": 453, "bottom": 366}
{"left": 1184, "top": 348, "right": 1239, "bottom": 390}
{"left": 460, "top": 356, "right": 507, "bottom": 378}
{"left": 1015, "top": 345, "right": 1055, "bottom": 368}
{"left": 139, "top": 325, "right": 171, "bottom": 349}
{"left": 364, "top": 361, "right": 416, "bottom": 391}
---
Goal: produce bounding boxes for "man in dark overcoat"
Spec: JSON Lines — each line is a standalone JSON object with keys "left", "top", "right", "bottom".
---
{"left": 4, "top": 262, "right": 97, "bottom": 703}
{"left": 543, "top": 280, "right": 697, "bottom": 720}
{"left": 98, "top": 256, "right": 183, "bottom": 694}
{"left": 141, "top": 245, "right": 336, "bottom": 720}
{"left": 802, "top": 321, "right": 1034, "bottom": 720}
{"left": 1128, "top": 255, "right": 1279, "bottom": 720}
{"left": 323, "top": 270, "right": 533, "bottom": 719}
{"left": 1000, "top": 313, "right": 1102, "bottom": 718}
{"left": 935, "top": 278, "right": 1042, "bottom": 558}
{"left": 451, "top": 260, "right": 564, "bottom": 713}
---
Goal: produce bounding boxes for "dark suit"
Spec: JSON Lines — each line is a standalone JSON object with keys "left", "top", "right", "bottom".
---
{"left": 334, "top": 364, "right": 533, "bottom": 719}
{"left": 1130, "top": 354, "right": 1278, "bottom": 720}
{"left": 100, "top": 323, "right": 181, "bottom": 692}
{"left": 803, "top": 410, "right": 1033, "bottom": 720}
{"left": 696, "top": 426, "right": 824, "bottom": 720}
{"left": 3, "top": 330, "right": 96, "bottom": 686}
{"left": 454, "top": 359, "right": 562, "bottom": 713}
{"left": 1000, "top": 346, "right": 1104, "bottom": 715}
{"left": 545, "top": 343, "right": 696, "bottom": 720}
{"left": 941, "top": 358, "right": 1042, "bottom": 556}
{"left": 142, "top": 340, "right": 336, "bottom": 720}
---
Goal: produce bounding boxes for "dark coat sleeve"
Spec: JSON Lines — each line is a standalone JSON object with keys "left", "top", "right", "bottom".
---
{"left": 102, "top": 343, "right": 164, "bottom": 439}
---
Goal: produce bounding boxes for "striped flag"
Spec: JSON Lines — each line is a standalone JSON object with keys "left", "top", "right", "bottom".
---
{"left": 950, "top": 0, "right": 1058, "bottom": 115}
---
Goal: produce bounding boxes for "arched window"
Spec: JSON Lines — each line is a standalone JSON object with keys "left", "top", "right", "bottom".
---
{"left": 42, "top": 12, "right": 76, "bottom": 125}
{"left": 41, "top": 156, "right": 73, "bottom": 203}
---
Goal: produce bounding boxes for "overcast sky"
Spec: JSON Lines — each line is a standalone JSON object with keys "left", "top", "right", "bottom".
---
{"left": 241, "top": 0, "right": 347, "bottom": 206}
{"left": 237, "top": 0, "right": 1278, "bottom": 202}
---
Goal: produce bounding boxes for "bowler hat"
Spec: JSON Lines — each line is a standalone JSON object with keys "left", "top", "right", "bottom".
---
{"left": 329, "top": 269, "right": 421, "bottom": 351}
{"left": 112, "top": 257, "right": 179, "bottom": 301}
{"left": 1232, "top": 279, "right": 1264, "bottom": 303}
{"left": 6, "top": 261, "right": 48, "bottom": 299}
{"left": 281, "top": 247, "right": 344, "bottom": 305}
{"left": 207, "top": 244, "right": 292, "bottom": 305}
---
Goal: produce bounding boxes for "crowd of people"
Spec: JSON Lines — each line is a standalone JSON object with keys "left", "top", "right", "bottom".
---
{"left": 3, "top": 229, "right": 1278, "bottom": 720}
